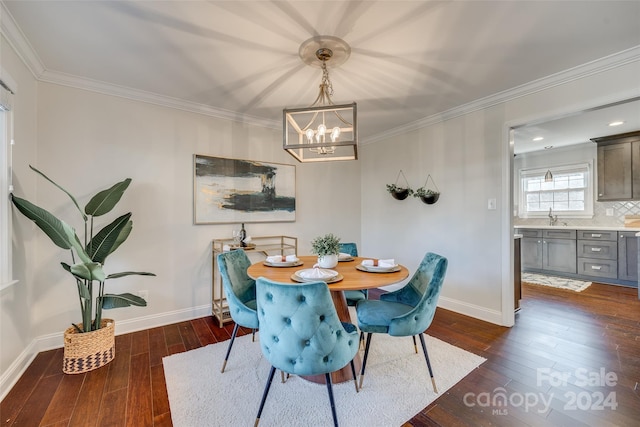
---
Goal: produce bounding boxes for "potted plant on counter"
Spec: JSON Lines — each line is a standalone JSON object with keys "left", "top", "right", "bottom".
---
{"left": 311, "top": 233, "right": 341, "bottom": 268}
{"left": 11, "top": 165, "right": 155, "bottom": 374}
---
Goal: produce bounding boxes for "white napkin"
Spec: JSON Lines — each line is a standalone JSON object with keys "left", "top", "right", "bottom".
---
{"left": 266, "top": 255, "right": 298, "bottom": 263}
{"left": 298, "top": 268, "right": 337, "bottom": 279}
{"left": 362, "top": 258, "right": 396, "bottom": 268}
{"left": 338, "top": 252, "right": 352, "bottom": 260}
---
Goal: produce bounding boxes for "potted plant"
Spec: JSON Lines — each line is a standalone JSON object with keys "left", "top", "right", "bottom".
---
{"left": 386, "top": 169, "right": 413, "bottom": 200}
{"left": 11, "top": 165, "right": 155, "bottom": 374}
{"left": 386, "top": 184, "right": 413, "bottom": 200}
{"left": 414, "top": 174, "right": 440, "bottom": 204}
{"left": 310, "top": 233, "right": 341, "bottom": 268}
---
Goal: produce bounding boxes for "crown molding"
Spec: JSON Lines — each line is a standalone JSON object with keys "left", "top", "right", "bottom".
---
{"left": 38, "top": 69, "right": 281, "bottom": 130}
{"left": 365, "top": 45, "right": 640, "bottom": 145}
{"left": 0, "top": 1, "right": 46, "bottom": 79}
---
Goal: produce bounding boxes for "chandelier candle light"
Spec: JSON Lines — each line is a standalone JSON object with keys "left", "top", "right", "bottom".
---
{"left": 283, "top": 36, "right": 357, "bottom": 162}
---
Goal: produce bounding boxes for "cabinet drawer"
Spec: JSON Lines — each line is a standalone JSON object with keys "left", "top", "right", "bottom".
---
{"left": 517, "top": 229, "right": 542, "bottom": 238}
{"left": 543, "top": 229, "right": 576, "bottom": 239}
{"left": 576, "top": 230, "right": 617, "bottom": 241}
{"left": 577, "top": 240, "right": 617, "bottom": 260}
{"left": 577, "top": 258, "right": 618, "bottom": 279}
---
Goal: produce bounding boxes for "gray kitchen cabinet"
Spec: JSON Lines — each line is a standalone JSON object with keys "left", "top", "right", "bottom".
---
{"left": 577, "top": 229, "right": 617, "bottom": 280}
{"left": 543, "top": 235, "right": 577, "bottom": 274}
{"left": 518, "top": 229, "right": 576, "bottom": 274}
{"left": 592, "top": 131, "right": 640, "bottom": 201}
{"left": 618, "top": 231, "right": 639, "bottom": 282}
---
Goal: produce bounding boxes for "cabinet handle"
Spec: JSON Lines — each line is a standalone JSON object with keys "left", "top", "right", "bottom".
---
{"left": 620, "top": 235, "right": 625, "bottom": 239}
{"left": 591, "top": 266, "right": 602, "bottom": 270}
{"left": 591, "top": 234, "right": 601, "bottom": 238}
{"left": 590, "top": 247, "right": 602, "bottom": 252}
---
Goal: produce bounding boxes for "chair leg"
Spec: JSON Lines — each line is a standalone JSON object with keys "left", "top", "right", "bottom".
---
{"left": 255, "top": 366, "right": 277, "bottom": 427}
{"left": 359, "top": 331, "right": 365, "bottom": 350}
{"left": 252, "top": 328, "right": 256, "bottom": 342}
{"left": 418, "top": 333, "right": 438, "bottom": 393}
{"left": 325, "top": 373, "right": 339, "bottom": 427}
{"left": 412, "top": 335, "right": 418, "bottom": 353}
{"left": 221, "top": 323, "right": 239, "bottom": 373}
{"left": 349, "top": 359, "right": 359, "bottom": 393}
{"left": 358, "top": 333, "right": 373, "bottom": 389}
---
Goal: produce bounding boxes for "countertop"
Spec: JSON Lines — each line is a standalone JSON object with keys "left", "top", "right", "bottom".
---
{"left": 514, "top": 225, "right": 640, "bottom": 232}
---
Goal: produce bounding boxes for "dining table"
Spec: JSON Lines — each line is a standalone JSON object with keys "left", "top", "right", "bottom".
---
{"left": 247, "top": 255, "right": 410, "bottom": 384}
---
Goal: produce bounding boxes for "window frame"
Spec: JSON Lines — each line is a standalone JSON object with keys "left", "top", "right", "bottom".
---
{"left": 518, "top": 162, "right": 594, "bottom": 219}
{"left": 1, "top": 72, "right": 16, "bottom": 291}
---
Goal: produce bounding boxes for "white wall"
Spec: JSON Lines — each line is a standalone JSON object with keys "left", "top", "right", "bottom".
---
{"left": 360, "top": 59, "right": 640, "bottom": 324}
{"left": 1, "top": 31, "right": 39, "bottom": 393}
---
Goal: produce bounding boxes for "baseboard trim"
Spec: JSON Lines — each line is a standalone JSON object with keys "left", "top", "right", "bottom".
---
{"left": 0, "top": 304, "right": 211, "bottom": 401}
{"left": 438, "top": 296, "right": 505, "bottom": 326}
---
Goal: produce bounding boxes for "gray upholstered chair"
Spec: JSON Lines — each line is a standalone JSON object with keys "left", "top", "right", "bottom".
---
{"left": 355, "top": 252, "right": 448, "bottom": 392}
{"left": 339, "top": 242, "right": 367, "bottom": 306}
{"left": 217, "top": 250, "right": 258, "bottom": 373}
{"left": 254, "top": 277, "right": 360, "bottom": 427}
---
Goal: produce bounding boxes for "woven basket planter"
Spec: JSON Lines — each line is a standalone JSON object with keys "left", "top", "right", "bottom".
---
{"left": 63, "top": 319, "right": 115, "bottom": 374}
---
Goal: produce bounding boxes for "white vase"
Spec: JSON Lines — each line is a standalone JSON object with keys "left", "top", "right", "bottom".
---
{"left": 317, "top": 254, "right": 339, "bottom": 268}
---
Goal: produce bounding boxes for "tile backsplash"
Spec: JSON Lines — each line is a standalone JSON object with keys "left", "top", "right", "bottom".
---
{"left": 514, "top": 201, "right": 640, "bottom": 227}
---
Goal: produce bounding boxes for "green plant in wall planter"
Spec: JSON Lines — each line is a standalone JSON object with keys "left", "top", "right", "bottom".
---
{"left": 414, "top": 174, "right": 440, "bottom": 204}
{"left": 386, "top": 170, "right": 413, "bottom": 200}
{"left": 11, "top": 166, "right": 155, "bottom": 333}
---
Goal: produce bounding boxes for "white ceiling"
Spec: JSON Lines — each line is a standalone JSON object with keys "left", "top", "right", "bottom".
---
{"left": 2, "top": 1, "right": 640, "bottom": 144}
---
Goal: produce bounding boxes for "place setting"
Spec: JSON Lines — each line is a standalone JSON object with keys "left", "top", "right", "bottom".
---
{"left": 263, "top": 254, "right": 303, "bottom": 267}
{"left": 291, "top": 265, "right": 343, "bottom": 284}
{"left": 356, "top": 258, "right": 401, "bottom": 273}
{"left": 338, "top": 252, "right": 354, "bottom": 262}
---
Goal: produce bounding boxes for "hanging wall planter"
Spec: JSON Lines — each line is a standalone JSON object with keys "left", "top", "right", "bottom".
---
{"left": 386, "top": 170, "right": 413, "bottom": 200}
{"left": 414, "top": 174, "right": 440, "bottom": 205}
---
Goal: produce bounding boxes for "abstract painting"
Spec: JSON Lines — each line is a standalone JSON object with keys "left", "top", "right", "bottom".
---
{"left": 193, "top": 155, "right": 296, "bottom": 224}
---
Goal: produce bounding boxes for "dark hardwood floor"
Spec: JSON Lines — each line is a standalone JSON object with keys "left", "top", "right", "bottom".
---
{"left": 2, "top": 282, "right": 639, "bottom": 426}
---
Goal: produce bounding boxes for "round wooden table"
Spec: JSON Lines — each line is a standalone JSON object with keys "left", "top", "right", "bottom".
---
{"left": 247, "top": 255, "right": 410, "bottom": 383}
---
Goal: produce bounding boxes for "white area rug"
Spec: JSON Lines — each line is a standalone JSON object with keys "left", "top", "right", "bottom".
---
{"left": 522, "top": 272, "right": 592, "bottom": 292}
{"left": 163, "top": 331, "right": 485, "bottom": 426}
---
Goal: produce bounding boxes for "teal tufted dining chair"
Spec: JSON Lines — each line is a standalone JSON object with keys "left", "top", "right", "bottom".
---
{"left": 217, "top": 250, "right": 258, "bottom": 373}
{"left": 355, "top": 252, "right": 448, "bottom": 392}
{"left": 254, "top": 277, "right": 360, "bottom": 427}
{"left": 338, "top": 243, "right": 367, "bottom": 306}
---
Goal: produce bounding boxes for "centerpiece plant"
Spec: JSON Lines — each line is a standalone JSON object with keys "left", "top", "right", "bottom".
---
{"left": 310, "top": 233, "right": 341, "bottom": 257}
{"left": 11, "top": 165, "right": 155, "bottom": 333}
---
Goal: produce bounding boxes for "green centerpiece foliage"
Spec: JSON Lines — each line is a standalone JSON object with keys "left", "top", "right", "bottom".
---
{"left": 11, "top": 165, "right": 155, "bottom": 333}
{"left": 310, "top": 233, "right": 341, "bottom": 257}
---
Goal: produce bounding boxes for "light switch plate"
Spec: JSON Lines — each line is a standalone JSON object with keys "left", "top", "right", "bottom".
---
{"left": 605, "top": 208, "right": 614, "bottom": 216}
{"left": 488, "top": 198, "right": 497, "bottom": 210}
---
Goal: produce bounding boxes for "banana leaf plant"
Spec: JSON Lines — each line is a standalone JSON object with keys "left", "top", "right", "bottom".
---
{"left": 11, "top": 165, "right": 155, "bottom": 333}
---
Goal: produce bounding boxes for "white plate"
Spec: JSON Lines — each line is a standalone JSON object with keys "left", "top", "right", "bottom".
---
{"left": 263, "top": 260, "right": 303, "bottom": 267}
{"left": 292, "top": 268, "right": 339, "bottom": 282}
{"left": 291, "top": 271, "right": 343, "bottom": 284}
{"left": 356, "top": 264, "right": 401, "bottom": 273}
{"left": 338, "top": 255, "right": 354, "bottom": 262}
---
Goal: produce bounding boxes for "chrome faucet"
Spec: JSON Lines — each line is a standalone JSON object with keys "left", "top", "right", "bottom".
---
{"left": 548, "top": 208, "right": 558, "bottom": 226}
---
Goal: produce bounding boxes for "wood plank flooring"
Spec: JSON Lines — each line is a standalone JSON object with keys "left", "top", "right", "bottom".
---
{"left": 1, "top": 282, "right": 639, "bottom": 426}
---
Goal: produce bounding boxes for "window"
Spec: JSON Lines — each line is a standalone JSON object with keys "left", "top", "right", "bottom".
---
{"left": 519, "top": 162, "right": 593, "bottom": 218}
{"left": 1, "top": 75, "right": 16, "bottom": 290}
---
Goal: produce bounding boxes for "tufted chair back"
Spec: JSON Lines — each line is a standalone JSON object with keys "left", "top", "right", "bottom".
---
{"left": 256, "top": 277, "right": 359, "bottom": 376}
{"left": 338, "top": 242, "right": 358, "bottom": 257}
{"left": 217, "top": 250, "right": 258, "bottom": 329}
{"left": 378, "top": 252, "right": 448, "bottom": 337}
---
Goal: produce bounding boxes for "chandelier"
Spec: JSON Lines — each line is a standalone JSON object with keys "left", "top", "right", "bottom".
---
{"left": 283, "top": 36, "right": 357, "bottom": 162}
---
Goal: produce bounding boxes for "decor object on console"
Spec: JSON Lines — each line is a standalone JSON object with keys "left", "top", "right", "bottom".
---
{"left": 311, "top": 233, "right": 341, "bottom": 268}
{"left": 414, "top": 174, "right": 440, "bottom": 204}
{"left": 386, "top": 169, "right": 413, "bottom": 200}
{"left": 11, "top": 166, "right": 155, "bottom": 374}
{"left": 283, "top": 36, "right": 357, "bottom": 162}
